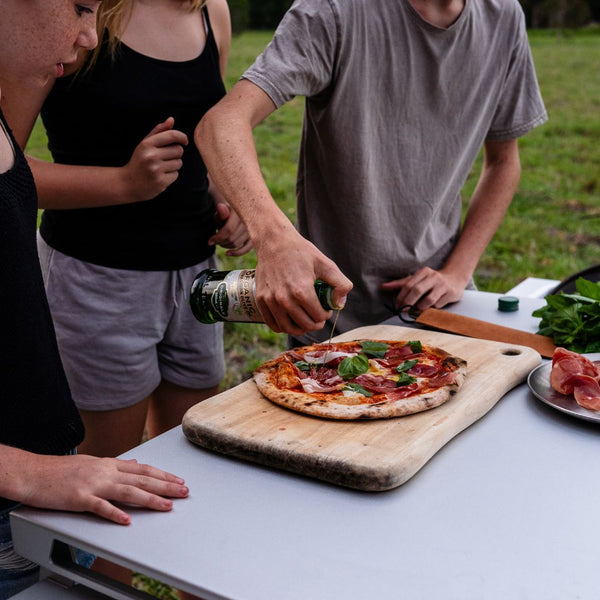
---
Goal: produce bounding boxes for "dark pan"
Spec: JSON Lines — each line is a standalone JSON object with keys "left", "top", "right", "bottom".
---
{"left": 550, "top": 264, "right": 600, "bottom": 294}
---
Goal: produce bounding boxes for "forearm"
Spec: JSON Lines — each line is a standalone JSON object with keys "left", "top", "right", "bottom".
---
{"left": 196, "top": 82, "right": 294, "bottom": 248}
{"left": 0, "top": 445, "right": 37, "bottom": 503}
{"left": 443, "top": 140, "right": 521, "bottom": 281}
{"left": 29, "top": 157, "right": 136, "bottom": 209}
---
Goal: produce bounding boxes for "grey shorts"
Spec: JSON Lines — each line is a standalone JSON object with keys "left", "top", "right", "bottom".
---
{"left": 37, "top": 234, "right": 225, "bottom": 411}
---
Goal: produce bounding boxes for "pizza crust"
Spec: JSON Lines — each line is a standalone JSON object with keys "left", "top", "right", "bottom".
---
{"left": 253, "top": 340, "right": 467, "bottom": 420}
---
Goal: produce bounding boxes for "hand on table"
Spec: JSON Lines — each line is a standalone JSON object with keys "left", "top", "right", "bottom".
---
{"left": 21, "top": 453, "right": 189, "bottom": 525}
{"left": 253, "top": 228, "right": 352, "bottom": 336}
{"left": 380, "top": 266, "right": 467, "bottom": 312}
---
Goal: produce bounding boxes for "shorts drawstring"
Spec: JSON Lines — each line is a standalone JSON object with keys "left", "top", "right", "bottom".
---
{"left": 173, "top": 269, "right": 187, "bottom": 309}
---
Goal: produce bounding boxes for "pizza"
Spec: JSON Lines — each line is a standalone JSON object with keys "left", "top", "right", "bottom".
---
{"left": 253, "top": 339, "right": 467, "bottom": 420}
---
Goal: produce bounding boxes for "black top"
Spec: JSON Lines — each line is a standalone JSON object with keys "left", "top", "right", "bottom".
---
{"left": 0, "top": 109, "right": 84, "bottom": 509}
{"left": 39, "top": 8, "right": 226, "bottom": 270}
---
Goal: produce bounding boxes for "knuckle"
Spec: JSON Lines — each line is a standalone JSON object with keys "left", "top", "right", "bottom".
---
{"left": 136, "top": 463, "right": 154, "bottom": 476}
{"left": 88, "top": 496, "right": 107, "bottom": 515}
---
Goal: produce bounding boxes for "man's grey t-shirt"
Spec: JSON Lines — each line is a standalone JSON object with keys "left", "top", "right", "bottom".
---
{"left": 243, "top": 0, "right": 547, "bottom": 341}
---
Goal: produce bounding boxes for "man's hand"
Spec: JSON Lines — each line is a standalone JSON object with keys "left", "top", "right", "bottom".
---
{"left": 381, "top": 266, "right": 467, "bottom": 311}
{"left": 253, "top": 225, "right": 352, "bottom": 335}
{"left": 122, "top": 117, "right": 188, "bottom": 202}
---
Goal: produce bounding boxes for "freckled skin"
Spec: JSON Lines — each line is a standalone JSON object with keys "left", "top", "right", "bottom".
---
{"left": 0, "top": 0, "right": 99, "bottom": 90}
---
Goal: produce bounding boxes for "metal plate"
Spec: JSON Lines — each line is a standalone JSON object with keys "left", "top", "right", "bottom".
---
{"left": 527, "top": 353, "right": 600, "bottom": 423}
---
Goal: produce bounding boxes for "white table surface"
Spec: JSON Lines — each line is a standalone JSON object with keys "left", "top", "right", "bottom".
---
{"left": 11, "top": 289, "right": 600, "bottom": 600}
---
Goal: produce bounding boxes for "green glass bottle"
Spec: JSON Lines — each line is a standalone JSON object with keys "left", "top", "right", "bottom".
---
{"left": 189, "top": 268, "right": 341, "bottom": 324}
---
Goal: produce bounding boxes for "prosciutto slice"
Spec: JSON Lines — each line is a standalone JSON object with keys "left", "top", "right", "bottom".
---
{"left": 299, "top": 377, "right": 344, "bottom": 394}
{"left": 570, "top": 375, "right": 600, "bottom": 411}
{"left": 550, "top": 347, "right": 600, "bottom": 411}
{"left": 352, "top": 374, "right": 398, "bottom": 394}
{"left": 301, "top": 350, "right": 358, "bottom": 365}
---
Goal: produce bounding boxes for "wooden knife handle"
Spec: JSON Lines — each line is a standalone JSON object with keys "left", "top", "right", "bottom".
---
{"left": 415, "top": 308, "right": 557, "bottom": 358}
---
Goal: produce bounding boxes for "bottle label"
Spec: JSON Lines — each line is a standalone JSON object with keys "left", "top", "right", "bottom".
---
{"left": 211, "top": 270, "right": 261, "bottom": 322}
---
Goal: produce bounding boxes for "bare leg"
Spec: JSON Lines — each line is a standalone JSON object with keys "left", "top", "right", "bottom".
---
{"left": 145, "top": 379, "right": 220, "bottom": 439}
{"left": 77, "top": 397, "right": 149, "bottom": 457}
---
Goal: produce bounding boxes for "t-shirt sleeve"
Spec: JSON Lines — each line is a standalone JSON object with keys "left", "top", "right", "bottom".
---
{"left": 242, "top": 0, "right": 338, "bottom": 108}
{"left": 486, "top": 9, "right": 548, "bottom": 141}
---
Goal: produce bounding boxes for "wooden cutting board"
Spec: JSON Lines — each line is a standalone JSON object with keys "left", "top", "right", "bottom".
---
{"left": 182, "top": 325, "right": 541, "bottom": 491}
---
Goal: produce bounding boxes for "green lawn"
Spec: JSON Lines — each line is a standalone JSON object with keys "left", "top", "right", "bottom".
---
{"left": 27, "top": 28, "right": 600, "bottom": 389}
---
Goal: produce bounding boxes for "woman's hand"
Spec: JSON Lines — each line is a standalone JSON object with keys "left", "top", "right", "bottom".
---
{"left": 209, "top": 202, "right": 253, "bottom": 256}
{"left": 20, "top": 453, "right": 189, "bottom": 525}
{"left": 122, "top": 117, "right": 188, "bottom": 202}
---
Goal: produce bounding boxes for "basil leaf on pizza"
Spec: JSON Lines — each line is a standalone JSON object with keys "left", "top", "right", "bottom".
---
{"left": 360, "top": 341, "right": 389, "bottom": 359}
{"left": 396, "top": 359, "right": 418, "bottom": 373}
{"left": 409, "top": 340, "right": 423, "bottom": 353}
{"left": 294, "top": 361, "right": 312, "bottom": 371}
{"left": 396, "top": 372, "right": 417, "bottom": 386}
{"left": 344, "top": 383, "right": 373, "bottom": 397}
{"left": 253, "top": 339, "right": 467, "bottom": 420}
{"left": 338, "top": 354, "right": 370, "bottom": 379}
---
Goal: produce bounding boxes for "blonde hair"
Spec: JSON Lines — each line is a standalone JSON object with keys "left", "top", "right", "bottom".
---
{"left": 88, "top": 0, "right": 207, "bottom": 66}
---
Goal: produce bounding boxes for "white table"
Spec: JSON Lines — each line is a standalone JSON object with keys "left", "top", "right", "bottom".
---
{"left": 11, "top": 289, "right": 600, "bottom": 600}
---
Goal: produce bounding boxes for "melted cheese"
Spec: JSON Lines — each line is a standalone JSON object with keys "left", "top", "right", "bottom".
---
{"left": 368, "top": 359, "right": 400, "bottom": 382}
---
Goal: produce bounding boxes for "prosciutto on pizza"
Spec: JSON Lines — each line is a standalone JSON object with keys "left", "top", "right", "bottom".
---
{"left": 253, "top": 339, "right": 467, "bottom": 420}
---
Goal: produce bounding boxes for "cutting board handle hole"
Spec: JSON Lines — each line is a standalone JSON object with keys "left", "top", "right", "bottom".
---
{"left": 501, "top": 348, "right": 522, "bottom": 356}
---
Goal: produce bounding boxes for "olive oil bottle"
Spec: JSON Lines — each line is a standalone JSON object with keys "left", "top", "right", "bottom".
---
{"left": 190, "top": 268, "right": 341, "bottom": 324}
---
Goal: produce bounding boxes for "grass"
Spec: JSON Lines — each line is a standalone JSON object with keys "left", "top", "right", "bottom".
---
{"left": 27, "top": 29, "right": 600, "bottom": 391}
{"left": 24, "top": 28, "right": 600, "bottom": 600}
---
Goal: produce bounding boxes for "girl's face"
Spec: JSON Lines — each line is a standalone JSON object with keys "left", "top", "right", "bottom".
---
{"left": 0, "top": 0, "right": 102, "bottom": 87}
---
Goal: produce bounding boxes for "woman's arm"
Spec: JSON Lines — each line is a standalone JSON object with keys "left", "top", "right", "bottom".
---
{"left": 0, "top": 444, "right": 189, "bottom": 525}
{"left": 1, "top": 76, "right": 188, "bottom": 210}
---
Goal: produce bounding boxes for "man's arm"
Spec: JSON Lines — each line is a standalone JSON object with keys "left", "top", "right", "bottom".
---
{"left": 381, "top": 138, "right": 521, "bottom": 310}
{"left": 0, "top": 444, "right": 189, "bottom": 525}
{"left": 195, "top": 79, "right": 352, "bottom": 335}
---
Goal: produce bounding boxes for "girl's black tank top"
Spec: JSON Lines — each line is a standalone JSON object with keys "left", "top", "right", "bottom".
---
{"left": 0, "top": 109, "right": 84, "bottom": 470}
{"left": 39, "top": 7, "right": 226, "bottom": 270}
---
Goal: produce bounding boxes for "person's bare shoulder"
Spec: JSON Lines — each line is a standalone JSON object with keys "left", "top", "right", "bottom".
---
{"left": 205, "top": 0, "right": 231, "bottom": 76}
{"left": 205, "top": 0, "right": 231, "bottom": 46}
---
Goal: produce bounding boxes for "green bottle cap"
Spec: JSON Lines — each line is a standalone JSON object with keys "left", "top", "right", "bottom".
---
{"left": 498, "top": 296, "right": 519, "bottom": 312}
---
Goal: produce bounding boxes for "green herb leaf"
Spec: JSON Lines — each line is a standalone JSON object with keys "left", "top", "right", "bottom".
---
{"left": 359, "top": 340, "right": 389, "bottom": 359}
{"left": 338, "top": 354, "right": 370, "bottom": 379}
{"left": 532, "top": 277, "right": 600, "bottom": 353}
{"left": 344, "top": 383, "right": 373, "bottom": 397}
{"left": 294, "top": 361, "right": 312, "bottom": 371}
{"left": 396, "top": 359, "right": 418, "bottom": 373}
{"left": 576, "top": 277, "right": 600, "bottom": 301}
{"left": 396, "top": 372, "right": 417, "bottom": 386}
{"left": 408, "top": 340, "right": 423, "bottom": 353}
